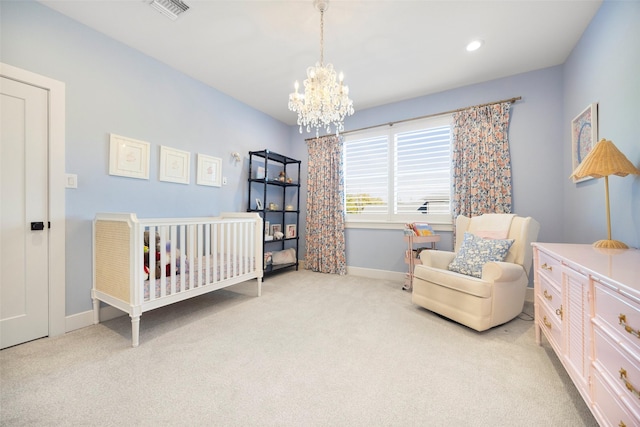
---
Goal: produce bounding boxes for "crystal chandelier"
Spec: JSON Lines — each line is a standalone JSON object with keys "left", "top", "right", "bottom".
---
{"left": 288, "top": 0, "right": 354, "bottom": 137}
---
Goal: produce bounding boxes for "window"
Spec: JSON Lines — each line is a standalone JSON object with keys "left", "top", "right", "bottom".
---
{"left": 344, "top": 115, "right": 452, "bottom": 225}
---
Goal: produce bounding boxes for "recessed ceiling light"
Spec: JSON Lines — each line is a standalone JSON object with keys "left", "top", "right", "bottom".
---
{"left": 466, "top": 40, "right": 483, "bottom": 52}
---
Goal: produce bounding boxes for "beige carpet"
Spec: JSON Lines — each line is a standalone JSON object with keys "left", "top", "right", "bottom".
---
{"left": 0, "top": 270, "right": 597, "bottom": 426}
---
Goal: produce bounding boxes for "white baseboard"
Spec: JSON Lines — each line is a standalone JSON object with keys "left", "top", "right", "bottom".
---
{"left": 526, "top": 287, "right": 534, "bottom": 303}
{"left": 65, "top": 269, "right": 533, "bottom": 333}
{"left": 65, "top": 305, "right": 126, "bottom": 333}
{"left": 347, "top": 266, "right": 405, "bottom": 283}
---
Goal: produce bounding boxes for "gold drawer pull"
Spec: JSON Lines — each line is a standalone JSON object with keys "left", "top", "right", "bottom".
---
{"left": 618, "top": 314, "right": 640, "bottom": 339}
{"left": 543, "top": 290, "right": 552, "bottom": 301}
{"left": 619, "top": 422, "right": 626, "bottom": 427}
{"left": 556, "top": 305, "right": 563, "bottom": 321}
{"left": 543, "top": 316, "right": 552, "bottom": 329}
{"left": 541, "top": 263, "right": 553, "bottom": 271}
{"left": 619, "top": 368, "right": 640, "bottom": 399}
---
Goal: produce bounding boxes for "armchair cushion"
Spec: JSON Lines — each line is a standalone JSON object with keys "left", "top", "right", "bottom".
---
{"left": 447, "top": 232, "right": 514, "bottom": 278}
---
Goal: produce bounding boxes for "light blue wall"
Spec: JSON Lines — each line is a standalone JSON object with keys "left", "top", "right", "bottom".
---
{"left": 563, "top": 0, "right": 640, "bottom": 248}
{"left": 3, "top": 0, "right": 637, "bottom": 317}
{"left": 1, "top": 1, "right": 291, "bottom": 315}
{"left": 292, "top": 66, "right": 565, "bottom": 273}
{"left": 293, "top": 0, "right": 640, "bottom": 274}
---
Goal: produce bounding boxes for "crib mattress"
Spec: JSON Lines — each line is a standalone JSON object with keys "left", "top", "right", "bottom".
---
{"left": 144, "top": 254, "right": 254, "bottom": 301}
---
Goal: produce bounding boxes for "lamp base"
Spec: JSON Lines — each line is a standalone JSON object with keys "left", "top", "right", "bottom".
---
{"left": 593, "top": 239, "right": 629, "bottom": 249}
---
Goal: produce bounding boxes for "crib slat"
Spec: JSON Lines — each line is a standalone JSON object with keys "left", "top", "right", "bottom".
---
{"left": 148, "top": 226, "right": 157, "bottom": 301}
{"left": 211, "top": 224, "right": 220, "bottom": 282}
{"left": 159, "top": 226, "right": 167, "bottom": 298}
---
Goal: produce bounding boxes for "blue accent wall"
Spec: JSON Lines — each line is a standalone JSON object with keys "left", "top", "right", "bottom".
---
{"left": 291, "top": 0, "right": 639, "bottom": 273}
{"left": 1, "top": 1, "right": 291, "bottom": 315}
{"left": 563, "top": 0, "right": 640, "bottom": 248}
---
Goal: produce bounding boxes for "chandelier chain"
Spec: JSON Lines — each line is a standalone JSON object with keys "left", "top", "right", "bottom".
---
{"left": 319, "top": 7, "right": 324, "bottom": 65}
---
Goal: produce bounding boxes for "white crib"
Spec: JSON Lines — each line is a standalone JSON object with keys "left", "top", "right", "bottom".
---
{"left": 92, "top": 212, "right": 263, "bottom": 347}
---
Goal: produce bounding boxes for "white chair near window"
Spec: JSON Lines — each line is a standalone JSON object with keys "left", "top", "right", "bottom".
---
{"left": 412, "top": 214, "right": 540, "bottom": 331}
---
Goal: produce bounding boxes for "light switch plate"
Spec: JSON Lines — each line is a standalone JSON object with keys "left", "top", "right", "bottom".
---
{"left": 65, "top": 174, "right": 78, "bottom": 189}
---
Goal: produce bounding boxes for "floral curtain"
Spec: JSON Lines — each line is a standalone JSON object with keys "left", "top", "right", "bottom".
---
{"left": 305, "top": 135, "right": 347, "bottom": 275}
{"left": 452, "top": 102, "right": 513, "bottom": 218}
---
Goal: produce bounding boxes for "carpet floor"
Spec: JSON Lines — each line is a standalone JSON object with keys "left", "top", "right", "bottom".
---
{"left": 0, "top": 269, "right": 597, "bottom": 426}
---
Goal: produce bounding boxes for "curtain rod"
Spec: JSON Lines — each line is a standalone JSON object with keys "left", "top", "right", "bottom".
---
{"left": 305, "top": 96, "right": 522, "bottom": 141}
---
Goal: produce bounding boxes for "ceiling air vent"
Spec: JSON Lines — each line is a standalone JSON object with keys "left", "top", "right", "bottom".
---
{"left": 150, "top": 0, "right": 189, "bottom": 21}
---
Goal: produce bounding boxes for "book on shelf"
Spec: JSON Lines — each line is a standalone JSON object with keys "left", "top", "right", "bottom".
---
{"left": 404, "top": 222, "right": 434, "bottom": 236}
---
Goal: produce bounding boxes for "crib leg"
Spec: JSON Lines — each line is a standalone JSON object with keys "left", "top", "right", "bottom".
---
{"left": 92, "top": 296, "right": 100, "bottom": 324}
{"left": 130, "top": 314, "right": 141, "bottom": 347}
{"left": 257, "top": 277, "right": 262, "bottom": 297}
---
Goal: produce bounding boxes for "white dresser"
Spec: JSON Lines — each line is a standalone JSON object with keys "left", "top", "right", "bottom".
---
{"left": 532, "top": 243, "right": 640, "bottom": 427}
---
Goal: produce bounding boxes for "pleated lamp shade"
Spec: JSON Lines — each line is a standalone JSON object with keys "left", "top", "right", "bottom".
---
{"left": 570, "top": 138, "right": 640, "bottom": 249}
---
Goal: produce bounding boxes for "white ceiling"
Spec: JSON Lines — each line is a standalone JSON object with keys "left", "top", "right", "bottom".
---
{"left": 39, "top": 0, "right": 602, "bottom": 126}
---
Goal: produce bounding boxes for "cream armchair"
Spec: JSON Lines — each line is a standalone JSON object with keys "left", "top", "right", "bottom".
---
{"left": 412, "top": 214, "right": 540, "bottom": 331}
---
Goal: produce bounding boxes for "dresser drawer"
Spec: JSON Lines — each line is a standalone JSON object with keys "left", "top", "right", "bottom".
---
{"left": 537, "top": 297, "right": 562, "bottom": 352}
{"left": 594, "top": 326, "right": 640, "bottom": 416}
{"left": 538, "top": 273, "right": 561, "bottom": 312}
{"left": 536, "top": 249, "right": 562, "bottom": 285}
{"left": 592, "top": 366, "right": 640, "bottom": 427}
{"left": 594, "top": 281, "right": 640, "bottom": 355}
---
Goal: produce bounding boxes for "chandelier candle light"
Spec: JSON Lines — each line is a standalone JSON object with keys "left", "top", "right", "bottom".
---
{"left": 288, "top": 0, "right": 354, "bottom": 137}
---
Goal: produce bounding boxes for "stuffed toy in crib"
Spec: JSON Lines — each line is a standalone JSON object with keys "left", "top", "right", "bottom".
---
{"left": 143, "top": 231, "right": 181, "bottom": 279}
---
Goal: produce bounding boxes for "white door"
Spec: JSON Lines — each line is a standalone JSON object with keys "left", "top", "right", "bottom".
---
{"left": 0, "top": 76, "right": 50, "bottom": 349}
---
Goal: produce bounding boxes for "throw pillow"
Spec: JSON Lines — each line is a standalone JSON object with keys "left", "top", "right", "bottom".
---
{"left": 448, "top": 232, "right": 514, "bottom": 278}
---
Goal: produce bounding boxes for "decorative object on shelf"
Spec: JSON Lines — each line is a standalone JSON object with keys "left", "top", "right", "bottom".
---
{"left": 255, "top": 198, "right": 263, "bottom": 210}
{"left": 108, "top": 133, "right": 150, "bottom": 180}
{"left": 273, "top": 231, "right": 284, "bottom": 240}
{"left": 570, "top": 138, "right": 640, "bottom": 249}
{"left": 288, "top": 0, "right": 354, "bottom": 137}
{"left": 571, "top": 103, "right": 598, "bottom": 183}
{"left": 264, "top": 221, "right": 270, "bottom": 235}
{"left": 268, "top": 202, "right": 279, "bottom": 211}
{"left": 255, "top": 166, "right": 265, "bottom": 179}
{"left": 159, "top": 145, "right": 190, "bottom": 184}
{"left": 270, "top": 224, "right": 282, "bottom": 235}
{"left": 285, "top": 204, "right": 295, "bottom": 211}
{"left": 272, "top": 248, "right": 297, "bottom": 265}
{"left": 196, "top": 154, "right": 222, "bottom": 187}
{"left": 278, "top": 171, "right": 286, "bottom": 182}
{"left": 286, "top": 224, "right": 297, "bottom": 238}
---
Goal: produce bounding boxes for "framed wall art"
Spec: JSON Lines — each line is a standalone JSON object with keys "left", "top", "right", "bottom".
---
{"left": 160, "top": 145, "right": 190, "bottom": 184}
{"left": 286, "top": 224, "right": 297, "bottom": 238}
{"left": 270, "top": 224, "right": 281, "bottom": 235}
{"left": 109, "top": 134, "right": 150, "bottom": 180}
{"left": 196, "top": 154, "right": 222, "bottom": 187}
{"left": 571, "top": 102, "right": 598, "bottom": 183}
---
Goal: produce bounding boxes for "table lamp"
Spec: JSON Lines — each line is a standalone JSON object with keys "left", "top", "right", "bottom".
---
{"left": 570, "top": 138, "right": 640, "bottom": 249}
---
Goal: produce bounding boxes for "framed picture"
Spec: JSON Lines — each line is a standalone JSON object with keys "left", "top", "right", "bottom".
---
{"left": 255, "top": 198, "right": 263, "bottom": 210}
{"left": 196, "top": 154, "right": 222, "bottom": 187}
{"left": 160, "top": 146, "right": 190, "bottom": 184}
{"left": 108, "top": 134, "right": 150, "bottom": 180}
{"left": 264, "top": 221, "right": 270, "bottom": 235}
{"left": 286, "top": 224, "right": 297, "bottom": 238}
{"left": 571, "top": 103, "right": 598, "bottom": 183}
{"left": 270, "top": 224, "right": 281, "bottom": 235}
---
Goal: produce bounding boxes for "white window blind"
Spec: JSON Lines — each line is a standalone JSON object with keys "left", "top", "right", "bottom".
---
{"left": 344, "top": 115, "right": 452, "bottom": 224}
{"left": 394, "top": 125, "right": 451, "bottom": 215}
{"left": 344, "top": 133, "right": 389, "bottom": 216}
